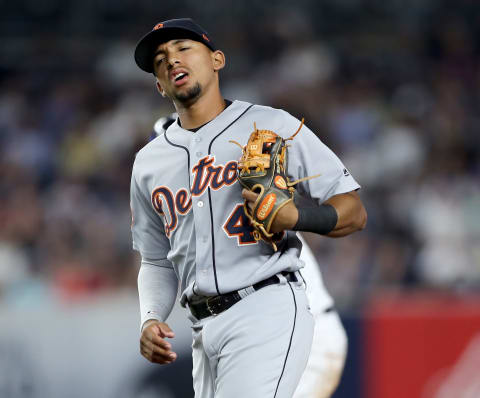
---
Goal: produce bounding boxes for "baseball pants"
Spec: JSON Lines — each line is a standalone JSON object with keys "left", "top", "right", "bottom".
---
{"left": 188, "top": 275, "right": 314, "bottom": 398}
{"left": 293, "top": 309, "right": 347, "bottom": 398}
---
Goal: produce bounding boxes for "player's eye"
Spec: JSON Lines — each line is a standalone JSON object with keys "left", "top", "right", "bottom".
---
{"left": 179, "top": 47, "right": 190, "bottom": 51}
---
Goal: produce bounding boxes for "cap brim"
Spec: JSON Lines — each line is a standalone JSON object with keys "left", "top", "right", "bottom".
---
{"left": 134, "top": 28, "right": 215, "bottom": 73}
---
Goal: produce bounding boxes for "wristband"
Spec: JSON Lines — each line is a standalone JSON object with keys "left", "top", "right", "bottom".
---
{"left": 293, "top": 202, "right": 338, "bottom": 235}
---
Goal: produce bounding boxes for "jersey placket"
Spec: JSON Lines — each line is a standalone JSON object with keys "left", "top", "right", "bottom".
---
{"left": 189, "top": 132, "right": 218, "bottom": 295}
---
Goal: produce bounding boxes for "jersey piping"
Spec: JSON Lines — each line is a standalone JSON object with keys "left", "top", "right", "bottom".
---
{"left": 273, "top": 282, "right": 298, "bottom": 398}
{"left": 207, "top": 104, "right": 254, "bottom": 295}
{"left": 163, "top": 133, "right": 192, "bottom": 191}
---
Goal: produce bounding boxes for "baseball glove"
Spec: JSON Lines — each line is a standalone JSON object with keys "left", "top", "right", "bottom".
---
{"left": 230, "top": 119, "right": 320, "bottom": 251}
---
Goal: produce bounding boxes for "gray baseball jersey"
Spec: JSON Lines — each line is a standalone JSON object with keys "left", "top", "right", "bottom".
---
{"left": 130, "top": 100, "right": 360, "bottom": 306}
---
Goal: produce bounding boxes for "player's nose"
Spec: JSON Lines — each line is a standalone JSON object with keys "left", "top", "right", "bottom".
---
{"left": 166, "top": 56, "right": 180, "bottom": 70}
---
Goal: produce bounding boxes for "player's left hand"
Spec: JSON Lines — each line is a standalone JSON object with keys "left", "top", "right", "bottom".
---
{"left": 242, "top": 189, "right": 299, "bottom": 233}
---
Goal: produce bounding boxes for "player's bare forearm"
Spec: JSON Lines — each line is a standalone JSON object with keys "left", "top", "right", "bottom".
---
{"left": 324, "top": 191, "right": 367, "bottom": 237}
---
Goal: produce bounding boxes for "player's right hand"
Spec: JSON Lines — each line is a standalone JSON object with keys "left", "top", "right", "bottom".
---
{"left": 242, "top": 189, "right": 299, "bottom": 232}
{"left": 140, "top": 320, "right": 177, "bottom": 364}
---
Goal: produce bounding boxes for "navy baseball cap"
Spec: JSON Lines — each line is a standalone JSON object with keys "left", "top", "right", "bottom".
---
{"left": 134, "top": 18, "right": 216, "bottom": 73}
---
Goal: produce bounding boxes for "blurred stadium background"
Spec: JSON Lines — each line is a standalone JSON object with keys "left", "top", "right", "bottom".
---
{"left": 1, "top": 0, "right": 480, "bottom": 397}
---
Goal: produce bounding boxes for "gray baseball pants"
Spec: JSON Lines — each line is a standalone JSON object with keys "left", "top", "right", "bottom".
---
{"left": 188, "top": 274, "right": 314, "bottom": 398}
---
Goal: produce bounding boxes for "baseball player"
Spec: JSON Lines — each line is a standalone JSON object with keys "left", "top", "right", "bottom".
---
{"left": 131, "top": 18, "right": 366, "bottom": 398}
{"left": 152, "top": 116, "right": 348, "bottom": 398}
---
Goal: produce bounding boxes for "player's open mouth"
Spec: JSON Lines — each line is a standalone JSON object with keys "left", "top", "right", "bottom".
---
{"left": 172, "top": 72, "right": 189, "bottom": 86}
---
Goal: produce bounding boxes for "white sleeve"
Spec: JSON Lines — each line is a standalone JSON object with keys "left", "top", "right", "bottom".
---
{"left": 130, "top": 167, "right": 171, "bottom": 259}
{"left": 282, "top": 111, "right": 361, "bottom": 204}
{"left": 138, "top": 257, "right": 179, "bottom": 329}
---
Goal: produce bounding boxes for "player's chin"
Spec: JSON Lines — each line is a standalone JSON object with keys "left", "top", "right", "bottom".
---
{"left": 174, "top": 82, "right": 202, "bottom": 104}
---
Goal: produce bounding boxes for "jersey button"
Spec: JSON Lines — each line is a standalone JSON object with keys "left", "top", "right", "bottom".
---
{"left": 194, "top": 137, "right": 202, "bottom": 143}
{"left": 196, "top": 151, "right": 203, "bottom": 157}
{"left": 197, "top": 201, "right": 204, "bottom": 207}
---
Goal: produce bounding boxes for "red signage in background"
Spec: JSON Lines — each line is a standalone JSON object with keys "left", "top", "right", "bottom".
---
{"left": 364, "top": 292, "right": 480, "bottom": 398}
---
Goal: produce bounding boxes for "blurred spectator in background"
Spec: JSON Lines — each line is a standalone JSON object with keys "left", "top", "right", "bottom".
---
{"left": 0, "top": 0, "right": 479, "bottom": 312}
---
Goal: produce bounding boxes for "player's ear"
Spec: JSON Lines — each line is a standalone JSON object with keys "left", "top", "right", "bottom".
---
{"left": 212, "top": 50, "right": 225, "bottom": 72}
{"left": 156, "top": 81, "right": 166, "bottom": 97}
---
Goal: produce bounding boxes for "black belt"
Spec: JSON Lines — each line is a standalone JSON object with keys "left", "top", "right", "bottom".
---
{"left": 188, "top": 272, "right": 298, "bottom": 320}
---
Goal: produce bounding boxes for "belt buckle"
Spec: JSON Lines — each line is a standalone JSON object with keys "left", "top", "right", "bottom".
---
{"left": 206, "top": 296, "right": 220, "bottom": 316}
